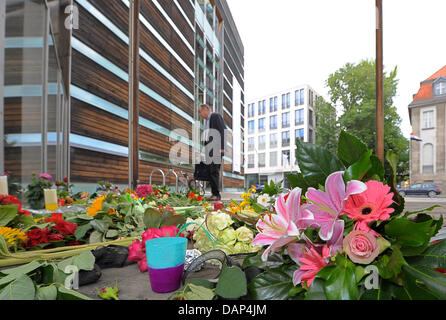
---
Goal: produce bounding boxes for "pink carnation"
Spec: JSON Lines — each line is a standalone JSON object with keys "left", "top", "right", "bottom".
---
{"left": 39, "top": 173, "right": 53, "bottom": 180}
{"left": 343, "top": 230, "right": 380, "bottom": 264}
{"left": 135, "top": 185, "right": 154, "bottom": 198}
{"left": 138, "top": 257, "right": 148, "bottom": 273}
{"left": 128, "top": 239, "right": 146, "bottom": 262}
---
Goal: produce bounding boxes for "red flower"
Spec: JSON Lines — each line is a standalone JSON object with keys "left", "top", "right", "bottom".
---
{"left": 137, "top": 257, "right": 148, "bottom": 273}
{"left": 55, "top": 181, "right": 60, "bottom": 187}
{"left": 25, "top": 228, "right": 51, "bottom": 247}
{"left": 53, "top": 220, "right": 78, "bottom": 236}
{"left": 188, "top": 192, "right": 196, "bottom": 199}
{"left": 48, "top": 233, "right": 65, "bottom": 242}
{"left": 63, "top": 177, "right": 68, "bottom": 183}
{"left": 0, "top": 195, "right": 22, "bottom": 209}
{"left": 66, "top": 241, "right": 82, "bottom": 246}
{"left": 214, "top": 201, "right": 224, "bottom": 211}
{"left": 45, "top": 213, "right": 64, "bottom": 223}
{"left": 196, "top": 195, "right": 203, "bottom": 202}
{"left": 135, "top": 185, "right": 154, "bottom": 198}
{"left": 128, "top": 239, "right": 146, "bottom": 262}
{"left": 58, "top": 198, "right": 65, "bottom": 206}
{"left": 154, "top": 190, "right": 159, "bottom": 196}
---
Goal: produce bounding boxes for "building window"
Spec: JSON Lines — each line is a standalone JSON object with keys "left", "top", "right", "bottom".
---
{"left": 309, "top": 90, "right": 313, "bottom": 107}
{"left": 258, "top": 101, "right": 266, "bottom": 116}
{"left": 248, "top": 154, "right": 255, "bottom": 169}
{"left": 282, "top": 131, "right": 290, "bottom": 147}
{"left": 269, "top": 97, "right": 274, "bottom": 112}
{"left": 282, "top": 94, "right": 286, "bottom": 109}
{"left": 270, "top": 115, "right": 277, "bottom": 129}
{"left": 309, "top": 109, "right": 314, "bottom": 126}
{"left": 270, "top": 133, "right": 278, "bottom": 148}
{"left": 259, "top": 153, "right": 266, "bottom": 168}
{"left": 422, "top": 143, "right": 434, "bottom": 173}
{"left": 248, "top": 120, "right": 255, "bottom": 133}
{"left": 300, "top": 89, "right": 305, "bottom": 105}
{"left": 282, "top": 112, "right": 290, "bottom": 128}
{"left": 423, "top": 110, "right": 434, "bottom": 129}
{"left": 258, "top": 118, "right": 265, "bottom": 132}
{"left": 295, "top": 90, "right": 299, "bottom": 106}
{"left": 248, "top": 104, "right": 255, "bottom": 117}
{"left": 295, "top": 109, "right": 304, "bottom": 125}
{"left": 435, "top": 81, "right": 446, "bottom": 96}
{"left": 282, "top": 150, "right": 291, "bottom": 166}
{"left": 258, "top": 135, "right": 266, "bottom": 150}
{"left": 296, "top": 128, "right": 304, "bottom": 141}
{"left": 270, "top": 151, "right": 277, "bottom": 167}
{"left": 274, "top": 96, "right": 278, "bottom": 111}
{"left": 309, "top": 128, "right": 314, "bottom": 143}
{"left": 248, "top": 137, "right": 255, "bottom": 151}
{"left": 286, "top": 92, "right": 290, "bottom": 108}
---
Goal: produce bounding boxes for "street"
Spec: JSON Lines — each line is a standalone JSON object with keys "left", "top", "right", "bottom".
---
{"left": 401, "top": 196, "right": 446, "bottom": 226}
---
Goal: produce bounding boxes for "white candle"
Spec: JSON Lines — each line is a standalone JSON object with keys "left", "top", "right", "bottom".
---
{"left": 0, "top": 176, "right": 8, "bottom": 195}
{"left": 44, "top": 189, "right": 58, "bottom": 205}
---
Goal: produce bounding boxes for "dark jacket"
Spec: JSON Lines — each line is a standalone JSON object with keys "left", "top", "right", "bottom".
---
{"left": 205, "top": 112, "right": 226, "bottom": 151}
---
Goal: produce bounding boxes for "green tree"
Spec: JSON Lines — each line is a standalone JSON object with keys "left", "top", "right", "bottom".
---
{"left": 314, "top": 59, "right": 409, "bottom": 180}
{"left": 314, "top": 97, "right": 339, "bottom": 155}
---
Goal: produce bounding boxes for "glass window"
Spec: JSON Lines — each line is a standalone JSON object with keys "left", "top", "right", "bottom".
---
{"left": 423, "top": 110, "right": 434, "bottom": 129}
{"left": 269, "top": 97, "right": 274, "bottom": 112}
{"left": 282, "top": 150, "right": 291, "bottom": 166}
{"left": 248, "top": 137, "right": 255, "bottom": 151}
{"left": 270, "top": 151, "right": 277, "bottom": 167}
{"left": 270, "top": 133, "right": 278, "bottom": 148}
{"left": 295, "top": 109, "right": 304, "bottom": 125}
{"left": 258, "top": 153, "right": 266, "bottom": 168}
{"left": 274, "top": 96, "right": 278, "bottom": 111}
{"left": 309, "top": 90, "right": 313, "bottom": 107}
{"left": 435, "top": 81, "right": 446, "bottom": 96}
{"left": 258, "top": 135, "right": 266, "bottom": 150}
{"left": 258, "top": 101, "right": 262, "bottom": 115}
{"left": 282, "top": 94, "right": 286, "bottom": 109}
{"left": 286, "top": 92, "right": 291, "bottom": 108}
{"left": 423, "top": 143, "right": 434, "bottom": 173}
{"left": 270, "top": 115, "right": 277, "bottom": 129}
{"left": 248, "top": 103, "right": 255, "bottom": 117}
{"left": 295, "top": 90, "right": 299, "bottom": 106}
{"left": 248, "top": 120, "right": 255, "bottom": 133}
{"left": 282, "top": 131, "right": 290, "bottom": 147}
{"left": 296, "top": 128, "right": 304, "bottom": 141}
{"left": 309, "top": 128, "right": 314, "bottom": 143}
{"left": 282, "top": 112, "right": 290, "bottom": 128}
{"left": 300, "top": 89, "right": 305, "bottom": 105}
{"left": 309, "top": 109, "right": 314, "bottom": 126}
{"left": 259, "top": 118, "right": 265, "bottom": 132}
{"left": 248, "top": 154, "right": 255, "bottom": 168}
{"left": 263, "top": 100, "right": 266, "bottom": 114}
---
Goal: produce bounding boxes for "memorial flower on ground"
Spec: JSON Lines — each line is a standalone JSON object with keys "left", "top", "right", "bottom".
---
{"left": 0, "top": 227, "right": 27, "bottom": 247}
{"left": 86, "top": 196, "right": 106, "bottom": 217}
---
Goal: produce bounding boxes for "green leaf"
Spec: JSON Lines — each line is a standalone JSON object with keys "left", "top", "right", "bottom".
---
{"left": 403, "top": 205, "right": 442, "bottom": 219}
{"left": 304, "top": 278, "right": 327, "bottom": 300}
{"left": 405, "top": 239, "right": 446, "bottom": 271}
{"left": 56, "top": 285, "right": 92, "bottom": 300}
{"left": 160, "top": 214, "right": 186, "bottom": 228}
{"left": 285, "top": 172, "right": 311, "bottom": 195}
{"left": 322, "top": 255, "right": 358, "bottom": 300}
{"left": 385, "top": 216, "right": 441, "bottom": 256}
{"left": 0, "top": 205, "right": 19, "bottom": 227}
{"left": 337, "top": 131, "right": 368, "bottom": 167}
{"left": 215, "top": 266, "right": 247, "bottom": 299}
{"left": 374, "top": 246, "right": 406, "bottom": 280}
{"left": 76, "top": 214, "right": 94, "bottom": 221}
{"left": 0, "top": 274, "right": 36, "bottom": 300}
{"left": 185, "top": 278, "right": 215, "bottom": 289}
{"left": 248, "top": 267, "right": 296, "bottom": 300}
{"left": 37, "top": 285, "right": 58, "bottom": 300}
{"left": 105, "top": 229, "right": 119, "bottom": 239}
{"left": 89, "top": 219, "right": 105, "bottom": 233}
{"left": 89, "top": 230, "right": 103, "bottom": 244}
{"left": 143, "top": 208, "right": 162, "bottom": 228}
{"left": 344, "top": 149, "right": 373, "bottom": 182}
{"left": 0, "top": 261, "right": 42, "bottom": 286}
{"left": 184, "top": 283, "right": 215, "bottom": 300}
{"left": 74, "top": 223, "right": 93, "bottom": 241}
{"left": 402, "top": 264, "right": 446, "bottom": 300}
{"left": 364, "top": 155, "right": 385, "bottom": 181}
{"left": 57, "top": 250, "right": 95, "bottom": 272}
{"left": 296, "top": 139, "right": 345, "bottom": 188}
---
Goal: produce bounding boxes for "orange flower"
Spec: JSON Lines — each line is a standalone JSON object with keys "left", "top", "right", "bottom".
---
{"left": 87, "top": 196, "right": 106, "bottom": 217}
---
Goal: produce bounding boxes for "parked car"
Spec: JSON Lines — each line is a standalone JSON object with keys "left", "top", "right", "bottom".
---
{"left": 397, "top": 183, "right": 441, "bottom": 198}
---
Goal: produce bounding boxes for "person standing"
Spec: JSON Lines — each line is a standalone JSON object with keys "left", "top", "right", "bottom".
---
{"left": 198, "top": 104, "right": 226, "bottom": 201}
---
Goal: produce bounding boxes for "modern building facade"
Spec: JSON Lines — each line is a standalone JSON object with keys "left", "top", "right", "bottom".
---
{"left": 1, "top": 0, "right": 245, "bottom": 192}
{"left": 409, "top": 65, "right": 446, "bottom": 190}
{"left": 244, "top": 85, "right": 322, "bottom": 188}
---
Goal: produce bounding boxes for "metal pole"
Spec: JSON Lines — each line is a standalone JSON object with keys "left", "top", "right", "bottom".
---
{"left": 0, "top": 0, "right": 5, "bottom": 174}
{"left": 129, "top": 0, "right": 140, "bottom": 190}
{"left": 376, "top": 0, "right": 384, "bottom": 164}
{"left": 41, "top": 6, "right": 50, "bottom": 174}
{"left": 409, "top": 138, "right": 412, "bottom": 185}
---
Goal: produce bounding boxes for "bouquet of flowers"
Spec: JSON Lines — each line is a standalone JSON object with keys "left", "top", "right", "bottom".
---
{"left": 246, "top": 131, "right": 446, "bottom": 300}
{"left": 25, "top": 173, "right": 54, "bottom": 210}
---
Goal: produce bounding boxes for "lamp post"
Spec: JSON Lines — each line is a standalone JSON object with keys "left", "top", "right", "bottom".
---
{"left": 376, "top": 0, "right": 384, "bottom": 164}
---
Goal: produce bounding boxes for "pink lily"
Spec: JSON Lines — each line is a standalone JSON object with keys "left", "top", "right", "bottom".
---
{"left": 253, "top": 187, "right": 309, "bottom": 261}
{"left": 303, "top": 171, "right": 367, "bottom": 241}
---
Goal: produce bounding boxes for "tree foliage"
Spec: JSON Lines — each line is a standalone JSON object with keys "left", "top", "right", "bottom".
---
{"left": 314, "top": 59, "right": 409, "bottom": 181}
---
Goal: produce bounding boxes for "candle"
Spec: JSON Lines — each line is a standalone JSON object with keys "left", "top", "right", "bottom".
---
{"left": 44, "top": 189, "right": 58, "bottom": 211}
{"left": 0, "top": 176, "right": 8, "bottom": 195}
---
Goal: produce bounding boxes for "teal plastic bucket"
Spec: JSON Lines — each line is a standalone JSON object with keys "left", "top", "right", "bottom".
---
{"left": 145, "top": 237, "right": 187, "bottom": 293}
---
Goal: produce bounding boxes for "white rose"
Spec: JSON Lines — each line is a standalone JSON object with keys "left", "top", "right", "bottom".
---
{"left": 210, "top": 212, "right": 233, "bottom": 231}
{"left": 257, "top": 194, "right": 270, "bottom": 207}
{"left": 235, "top": 226, "right": 254, "bottom": 243}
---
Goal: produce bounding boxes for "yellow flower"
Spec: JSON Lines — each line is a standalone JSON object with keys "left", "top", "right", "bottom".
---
{"left": 87, "top": 196, "right": 106, "bottom": 217}
{"left": 108, "top": 209, "right": 117, "bottom": 216}
{"left": 0, "top": 227, "right": 27, "bottom": 247}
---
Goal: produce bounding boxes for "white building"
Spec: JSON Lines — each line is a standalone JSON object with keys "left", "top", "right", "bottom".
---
{"left": 244, "top": 85, "right": 323, "bottom": 188}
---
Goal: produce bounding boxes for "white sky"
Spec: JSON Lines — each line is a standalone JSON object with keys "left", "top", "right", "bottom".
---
{"left": 226, "top": 0, "right": 446, "bottom": 138}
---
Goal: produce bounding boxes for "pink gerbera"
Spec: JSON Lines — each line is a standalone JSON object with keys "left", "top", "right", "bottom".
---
{"left": 342, "top": 180, "right": 394, "bottom": 236}
{"left": 135, "top": 184, "right": 154, "bottom": 198}
{"left": 290, "top": 244, "right": 331, "bottom": 287}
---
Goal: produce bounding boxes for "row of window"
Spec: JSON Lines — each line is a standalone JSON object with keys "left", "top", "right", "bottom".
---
{"left": 247, "top": 150, "right": 293, "bottom": 168}
{"left": 248, "top": 109, "right": 312, "bottom": 132}
{"left": 247, "top": 128, "right": 313, "bottom": 151}
{"left": 247, "top": 89, "right": 310, "bottom": 118}
{"left": 434, "top": 81, "right": 446, "bottom": 96}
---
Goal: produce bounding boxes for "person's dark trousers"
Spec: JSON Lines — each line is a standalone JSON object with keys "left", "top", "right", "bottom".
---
{"left": 208, "top": 153, "right": 223, "bottom": 198}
